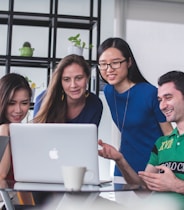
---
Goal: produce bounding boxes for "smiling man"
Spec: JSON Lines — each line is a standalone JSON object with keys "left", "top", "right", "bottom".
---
{"left": 98, "top": 70, "right": 184, "bottom": 205}
{"left": 139, "top": 71, "right": 184, "bottom": 193}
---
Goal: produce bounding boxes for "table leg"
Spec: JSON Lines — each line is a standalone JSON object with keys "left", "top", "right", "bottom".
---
{"left": 0, "top": 191, "right": 15, "bottom": 210}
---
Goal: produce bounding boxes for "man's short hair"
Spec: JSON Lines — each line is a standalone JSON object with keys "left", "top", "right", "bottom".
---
{"left": 158, "top": 70, "right": 184, "bottom": 95}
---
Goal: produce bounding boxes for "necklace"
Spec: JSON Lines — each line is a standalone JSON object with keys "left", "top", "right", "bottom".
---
{"left": 114, "top": 87, "right": 130, "bottom": 133}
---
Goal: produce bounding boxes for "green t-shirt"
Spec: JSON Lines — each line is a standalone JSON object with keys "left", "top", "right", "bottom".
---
{"left": 149, "top": 128, "right": 184, "bottom": 180}
{"left": 148, "top": 128, "right": 184, "bottom": 206}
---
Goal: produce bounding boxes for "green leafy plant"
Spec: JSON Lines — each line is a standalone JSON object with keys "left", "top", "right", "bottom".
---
{"left": 68, "top": 34, "right": 93, "bottom": 49}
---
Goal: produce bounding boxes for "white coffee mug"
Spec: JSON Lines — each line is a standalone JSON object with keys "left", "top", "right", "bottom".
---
{"left": 62, "top": 166, "right": 87, "bottom": 191}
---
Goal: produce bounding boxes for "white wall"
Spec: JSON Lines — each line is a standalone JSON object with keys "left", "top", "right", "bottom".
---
{"left": 115, "top": 0, "right": 184, "bottom": 86}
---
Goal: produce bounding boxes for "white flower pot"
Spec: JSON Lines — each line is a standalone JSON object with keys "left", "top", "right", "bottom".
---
{"left": 67, "top": 45, "right": 83, "bottom": 56}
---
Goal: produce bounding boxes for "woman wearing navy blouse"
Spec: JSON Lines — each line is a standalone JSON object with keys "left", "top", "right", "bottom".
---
{"left": 33, "top": 54, "right": 103, "bottom": 127}
{"left": 97, "top": 37, "right": 173, "bottom": 176}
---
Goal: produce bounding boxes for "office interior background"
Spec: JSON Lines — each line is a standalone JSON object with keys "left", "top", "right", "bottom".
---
{"left": 1, "top": 0, "right": 184, "bottom": 180}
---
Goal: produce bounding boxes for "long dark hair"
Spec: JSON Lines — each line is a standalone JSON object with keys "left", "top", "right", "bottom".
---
{"left": 0, "top": 73, "right": 32, "bottom": 124}
{"left": 97, "top": 37, "right": 149, "bottom": 84}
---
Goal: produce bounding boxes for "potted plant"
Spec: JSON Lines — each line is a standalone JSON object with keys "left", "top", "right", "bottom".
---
{"left": 19, "top": 41, "right": 34, "bottom": 57}
{"left": 67, "top": 33, "right": 93, "bottom": 56}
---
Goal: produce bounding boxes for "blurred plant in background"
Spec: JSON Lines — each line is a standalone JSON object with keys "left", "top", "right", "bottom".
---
{"left": 25, "top": 76, "right": 36, "bottom": 89}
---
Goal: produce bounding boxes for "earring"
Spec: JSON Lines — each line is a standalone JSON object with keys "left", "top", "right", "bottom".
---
{"left": 85, "top": 90, "right": 89, "bottom": 98}
{"left": 61, "top": 92, "right": 65, "bottom": 101}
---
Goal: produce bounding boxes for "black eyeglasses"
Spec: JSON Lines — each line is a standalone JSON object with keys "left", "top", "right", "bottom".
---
{"left": 98, "top": 59, "right": 127, "bottom": 71}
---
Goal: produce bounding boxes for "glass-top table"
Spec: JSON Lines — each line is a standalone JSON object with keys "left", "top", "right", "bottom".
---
{"left": 1, "top": 180, "right": 181, "bottom": 210}
{"left": 0, "top": 180, "right": 181, "bottom": 210}
{"left": 0, "top": 180, "right": 146, "bottom": 210}
{"left": 4, "top": 180, "right": 141, "bottom": 192}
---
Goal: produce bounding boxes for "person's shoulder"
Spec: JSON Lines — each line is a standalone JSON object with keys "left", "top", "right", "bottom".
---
{"left": 103, "top": 84, "right": 114, "bottom": 94}
{"left": 156, "top": 129, "right": 175, "bottom": 144}
{"left": 136, "top": 82, "right": 157, "bottom": 89}
{"left": 88, "top": 92, "right": 103, "bottom": 105}
{"left": 0, "top": 124, "right": 10, "bottom": 136}
{"left": 104, "top": 84, "right": 112, "bottom": 90}
{"left": 0, "top": 124, "right": 9, "bottom": 130}
{"left": 37, "top": 90, "right": 46, "bottom": 98}
{"left": 35, "top": 90, "right": 46, "bottom": 102}
{"left": 88, "top": 92, "right": 102, "bottom": 100}
{"left": 135, "top": 82, "right": 157, "bottom": 95}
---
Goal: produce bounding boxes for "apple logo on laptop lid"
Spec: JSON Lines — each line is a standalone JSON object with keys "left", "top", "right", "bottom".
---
{"left": 49, "top": 148, "right": 59, "bottom": 160}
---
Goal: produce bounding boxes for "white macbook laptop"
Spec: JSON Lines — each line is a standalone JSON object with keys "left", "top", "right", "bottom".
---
{"left": 9, "top": 123, "right": 100, "bottom": 185}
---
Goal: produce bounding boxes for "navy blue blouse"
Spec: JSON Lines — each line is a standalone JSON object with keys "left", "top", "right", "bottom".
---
{"left": 33, "top": 90, "right": 103, "bottom": 127}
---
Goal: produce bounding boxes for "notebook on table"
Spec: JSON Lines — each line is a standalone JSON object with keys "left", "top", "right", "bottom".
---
{"left": 9, "top": 123, "right": 100, "bottom": 185}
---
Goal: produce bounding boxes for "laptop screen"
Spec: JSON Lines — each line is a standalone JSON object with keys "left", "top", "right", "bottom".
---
{"left": 9, "top": 123, "right": 100, "bottom": 185}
